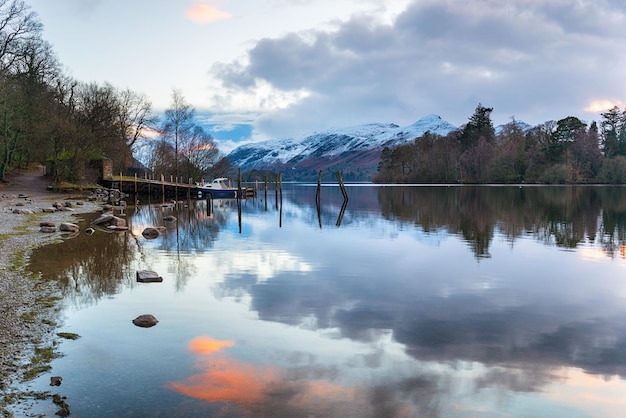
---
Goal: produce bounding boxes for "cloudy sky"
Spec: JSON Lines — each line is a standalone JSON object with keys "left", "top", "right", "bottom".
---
{"left": 26, "top": 0, "right": 626, "bottom": 151}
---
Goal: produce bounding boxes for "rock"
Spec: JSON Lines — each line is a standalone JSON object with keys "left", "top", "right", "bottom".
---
{"left": 91, "top": 214, "right": 114, "bottom": 225}
{"left": 107, "top": 225, "right": 129, "bottom": 231}
{"left": 110, "top": 216, "right": 126, "bottom": 227}
{"left": 50, "top": 376, "right": 62, "bottom": 386}
{"left": 59, "top": 223, "right": 80, "bottom": 232}
{"left": 142, "top": 227, "right": 163, "bottom": 239}
{"left": 163, "top": 215, "right": 177, "bottom": 222}
{"left": 41, "top": 207, "right": 56, "bottom": 213}
{"left": 132, "top": 314, "right": 158, "bottom": 328}
{"left": 12, "top": 208, "right": 34, "bottom": 214}
{"left": 136, "top": 270, "right": 163, "bottom": 283}
{"left": 40, "top": 226, "right": 57, "bottom": 233}
{"left": 15, "top": 202, "right": 24, "bottom": 206}
{"left": 40, "top": 221, "right": 55, "bottom": 227}
{"left": 84, "top": 227, "right": 95, "bottom": 235}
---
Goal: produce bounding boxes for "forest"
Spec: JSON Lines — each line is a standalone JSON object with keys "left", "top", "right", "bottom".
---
{"left": 374, "top": 104, "right": 626, "bottom": 184}
{"left": 0, "top": 0, "right": 231, "bottom": 186}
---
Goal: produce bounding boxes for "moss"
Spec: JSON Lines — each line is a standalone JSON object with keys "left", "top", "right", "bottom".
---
{"left": 22, "top": 364, "right": 52, "bottom": 381}
{"left": 33, "top": 346, "right": 57, "bottom": 363}
{"left": 37, "top": 295, "right": 62, "bottom": 308}
{"left": 57, "top": 332, "right": 80, "bottom": 340}
{"left": 22, "top": 346, "right": 60, "bottom": 382}
{"left": 20, "top": 311, "right": 36, "bottom": 323}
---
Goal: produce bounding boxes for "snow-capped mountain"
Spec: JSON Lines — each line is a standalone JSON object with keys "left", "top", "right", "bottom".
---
{"left": 227, "top": 114, "right": 458, "bottom": 181}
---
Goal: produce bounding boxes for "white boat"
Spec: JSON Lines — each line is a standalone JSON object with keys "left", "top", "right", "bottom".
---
{"left": 196, "top": 177, "right": 239, "bottom": 198}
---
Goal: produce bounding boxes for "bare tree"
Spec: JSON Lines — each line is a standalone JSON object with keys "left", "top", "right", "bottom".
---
{"left": 162, "top": 89, "right": 194, "bottom": 183}
{"left": 0, "top": 0, "right": 42, "bottom": 74}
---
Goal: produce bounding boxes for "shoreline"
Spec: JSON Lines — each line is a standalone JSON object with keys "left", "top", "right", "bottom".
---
{"left": 0, "top": 173, "right": 101, "bottom": 415}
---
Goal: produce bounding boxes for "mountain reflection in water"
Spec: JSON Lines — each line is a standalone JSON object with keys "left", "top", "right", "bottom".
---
{"left": 24, "top": 185, "right": 626, "bottom": 417}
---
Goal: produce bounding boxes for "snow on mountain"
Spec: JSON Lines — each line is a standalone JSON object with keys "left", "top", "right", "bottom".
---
{"left": 495, "top": 119, "right": 533, "bottom": 135}
{"left": 227, "top": 114, "right": 458, "bottom": 178}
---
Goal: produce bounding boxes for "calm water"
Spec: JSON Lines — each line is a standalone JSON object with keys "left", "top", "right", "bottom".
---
{"left": 19, "top": 185, "right": 626, "bottom": 417}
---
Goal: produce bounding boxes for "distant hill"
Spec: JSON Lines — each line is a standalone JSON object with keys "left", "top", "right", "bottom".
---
{"left": 227, "top": 114, "right": 459, "bottom": 181}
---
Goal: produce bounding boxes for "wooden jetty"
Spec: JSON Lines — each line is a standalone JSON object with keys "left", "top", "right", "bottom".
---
{"left": 101, "top": 175, "right": 256, "bottom": 200}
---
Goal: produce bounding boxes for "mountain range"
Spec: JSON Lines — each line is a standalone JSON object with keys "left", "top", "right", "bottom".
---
{"left": 226, "top": 114, "right": 529, "bottom": 181}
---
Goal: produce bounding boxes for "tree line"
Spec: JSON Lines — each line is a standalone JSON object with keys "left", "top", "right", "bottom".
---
{"left": 0, "top": 0, "right": 231, "bottom": 186}
{"left": 374, "top": 104, "right": 626, "bottom": 184}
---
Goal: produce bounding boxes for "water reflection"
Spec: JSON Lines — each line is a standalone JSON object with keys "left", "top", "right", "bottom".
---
{"left": 24, "top": 185, "right": 626, "bottom": 417}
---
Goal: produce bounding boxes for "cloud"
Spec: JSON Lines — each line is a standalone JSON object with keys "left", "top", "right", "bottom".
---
{"left": 208, "top": 0, "right": 626, "bottom": 139}
{"left": 185, "top": 3, "right": 231, "bottom": 24}
{"left": 585, "top": 99, "right": 626, "bottom": 113}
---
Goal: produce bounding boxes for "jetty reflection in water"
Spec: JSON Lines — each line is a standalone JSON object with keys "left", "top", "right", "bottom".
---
{"left": 26, "top": 185, "right": 626, "bottom": 417}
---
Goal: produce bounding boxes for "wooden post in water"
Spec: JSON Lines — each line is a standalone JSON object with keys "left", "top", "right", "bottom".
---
{"left": 316, "top": 170, "right": 322, "bottom": 206}
{"left": 134, "top": 173, "right": 138, "bottom": 205}
{"left": 206, "top": 194, "right": 212, "bottom": 216}
{"left": 275, "top": 174, "right": 279, "bottom": 209}
{"left": 238, "top": 168, "right": 242, "bottom": 200}
{"left": 316, "top": 170, "right": 322, "bottom": 229}
{"left": 335, "top": 171, "right": 348, "bottom": 202}
{"left": 264, "top": 175, "right": 268, "bottom": 211}
{"left": 161, "top": 174, "right": 165, "bottom": 205}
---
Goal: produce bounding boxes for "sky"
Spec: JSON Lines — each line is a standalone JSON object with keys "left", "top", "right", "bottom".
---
{"left": 26, "top": 0, "right": 626, "bottom": 152}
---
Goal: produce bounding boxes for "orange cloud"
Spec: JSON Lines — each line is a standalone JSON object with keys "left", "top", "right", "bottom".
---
{"left": 185, "top": 3, "right": 231, "bottom": 24}
{"left": 585, "top": 99, "right": 625, "bottom": 113}
{"left": 189, "top": 336, "right": 235, "bottom": 354}
{"left": 167, "top": 355, "right": 277, "bottom": 404}
{"left": 168, "top": 335, "right": 400, "bottom": 415}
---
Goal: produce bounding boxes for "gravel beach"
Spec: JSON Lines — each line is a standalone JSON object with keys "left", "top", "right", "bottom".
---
{"left": 0, "top": 169, "right": 100, "bottom": 412}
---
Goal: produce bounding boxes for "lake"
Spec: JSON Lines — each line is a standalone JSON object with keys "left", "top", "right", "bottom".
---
{"left": 18, "top": 184, "right": 626, "bottom": 417}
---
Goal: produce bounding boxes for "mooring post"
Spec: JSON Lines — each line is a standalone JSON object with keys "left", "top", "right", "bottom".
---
{"left": 264, "top": 175, "right": 268, "bottom": 211}
{"left": 206, "top": 194, "right": 212, "bottom": 216}
{"left": 238, "top": 168, "right": 242, "bottom": 200}
{"left": 335, "top": 171, "right": 348, "bottom": 202}
{"left": 316, "top": 170, "right": 322, "bottom": 206}
{"left": 161, "top": 174, "right": 165, "bottom": 205}
{"left": 275, "top": 174, "right": 279, "bottom": 208}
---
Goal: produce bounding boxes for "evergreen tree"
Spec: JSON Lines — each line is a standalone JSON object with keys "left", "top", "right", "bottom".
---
{"left": 459, "top": 103, "right": 495, "bottom": 149}
{"left": 600, "top": 106, "right": 626, "bottom": 156}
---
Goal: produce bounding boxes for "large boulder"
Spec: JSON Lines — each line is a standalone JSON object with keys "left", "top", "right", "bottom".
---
{"left": 110, "top": 216, "right": 126, "bottom": 227}
{"left": 59, "top": 223, "right": 80, "bottom": 232}
{"left": 132, "top": 314, "right": 159, "bottom": 328}
{"left": 91, "top": 213, "right": 114, "bottom": 225}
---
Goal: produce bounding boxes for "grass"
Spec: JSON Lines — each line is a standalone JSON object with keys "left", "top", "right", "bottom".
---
{"left": 57, "top": 332, "right": 80, "bottom": 340}
{"left": 22, "top": 346, "right": 61, "bottom": 382}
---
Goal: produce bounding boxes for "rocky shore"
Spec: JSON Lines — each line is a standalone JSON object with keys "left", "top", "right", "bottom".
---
{"left": 0, "top": 170, "right": 101, "bottom": 414}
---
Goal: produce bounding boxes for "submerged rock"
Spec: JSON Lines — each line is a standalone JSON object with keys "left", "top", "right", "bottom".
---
{"left": 132, "top": 314, "right": 159, "bottom": 328}
{"left": 136, "top": 270, "right": 163, "bottom": 283}
{"left": 50, "top": 376, "right": 63, "bottom": 386}
{"left": 142, "top": 226, "right": 165, "bottom": 239}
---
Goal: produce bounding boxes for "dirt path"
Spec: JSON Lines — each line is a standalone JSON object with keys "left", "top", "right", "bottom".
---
{"left": 1, "top": 167, "right": 56, "bottom": 198}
